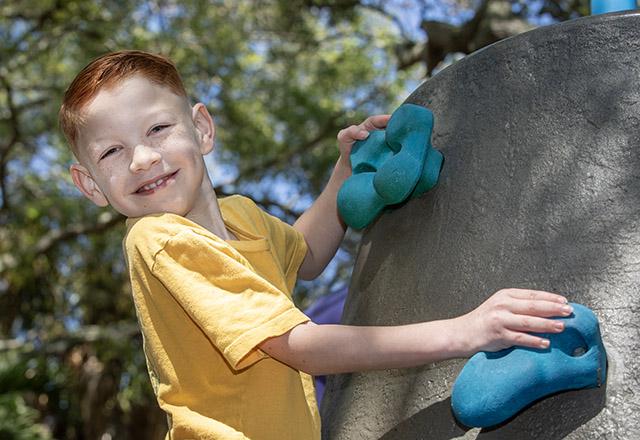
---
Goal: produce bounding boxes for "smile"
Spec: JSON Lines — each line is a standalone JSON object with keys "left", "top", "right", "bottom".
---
{"left": 135, "top": 170, "right": 179, "bottom": 194}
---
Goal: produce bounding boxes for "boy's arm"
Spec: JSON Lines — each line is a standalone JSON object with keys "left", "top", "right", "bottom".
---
{"left": 260, "top": 289, "right": 572, "bottom": 375}
{"left": 292, "top": 158, "right": 350, "bottom": 281}
{"left": 293, "top": 115, "right": 391, "bottom": 280}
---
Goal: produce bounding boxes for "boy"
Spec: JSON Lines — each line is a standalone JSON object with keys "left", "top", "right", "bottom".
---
{"left": 59, "top": 50, "right": 572, "bottom": 439}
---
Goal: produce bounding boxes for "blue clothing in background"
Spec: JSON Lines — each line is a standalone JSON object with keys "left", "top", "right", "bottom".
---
{"left": 304, "top": 287, "right": 348, "bottom": 407}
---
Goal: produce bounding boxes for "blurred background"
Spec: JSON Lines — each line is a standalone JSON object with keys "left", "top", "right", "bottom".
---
{"left": 0, "top": 0, "right": 588, "bottom": 438}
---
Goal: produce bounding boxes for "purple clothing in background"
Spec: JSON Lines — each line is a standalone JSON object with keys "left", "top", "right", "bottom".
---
{"left": 303, "top": 287, "right": 348, "bottom": 407}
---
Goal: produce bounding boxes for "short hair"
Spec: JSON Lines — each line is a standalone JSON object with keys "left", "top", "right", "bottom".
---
{"left": 59, "top": 50, "right": 187, "bottom": 155}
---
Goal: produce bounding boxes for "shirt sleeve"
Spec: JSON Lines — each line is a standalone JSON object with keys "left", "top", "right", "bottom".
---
{"left": 150, "top": 228, "right": 310, "bottom": 370}
{"left": 260, "top": 209, "right": 308, "bottom": 279}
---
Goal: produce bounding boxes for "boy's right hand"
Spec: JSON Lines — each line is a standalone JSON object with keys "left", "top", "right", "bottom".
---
{"left": 456, "top": 288, "right": 573, "bottom": 355}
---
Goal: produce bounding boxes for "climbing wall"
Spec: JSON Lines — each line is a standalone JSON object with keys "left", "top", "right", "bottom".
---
{"left": 322, "top": 11, "right": 640, "bottom": 440}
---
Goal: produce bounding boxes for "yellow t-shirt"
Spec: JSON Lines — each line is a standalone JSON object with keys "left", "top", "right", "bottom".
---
{"left": 123, "top": 195, "right": 320, "bottom": 439}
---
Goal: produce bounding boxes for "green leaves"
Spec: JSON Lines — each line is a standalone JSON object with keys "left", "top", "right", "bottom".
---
{"left": 0, "top": 1, "right": 405, "bottom": 435}
{"left": 0, "top": 393, "right": 52, "bottom": 440}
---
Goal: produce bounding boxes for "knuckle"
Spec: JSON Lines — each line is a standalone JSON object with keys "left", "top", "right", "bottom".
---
{"left": 493, "top": 298, "right": 508, "bottom": 311}
{"left": 488, "top": 315, "right": 504, "bottom": 335}
{"left": 489, "top": 311, "right": 502, "bottom": 326}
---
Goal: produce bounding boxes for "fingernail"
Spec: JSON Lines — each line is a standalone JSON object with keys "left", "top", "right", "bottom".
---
{"left": 554, "top": 322, "right": 564, "bottom": 331}
{"left": 359, "top": 130, "right": 369, "bottom": 138}
{"left": 562, "top": 305, "right": 573, "bottom": 315}
{"left": 540, "top": 339, "right": 550, "bottom": 349}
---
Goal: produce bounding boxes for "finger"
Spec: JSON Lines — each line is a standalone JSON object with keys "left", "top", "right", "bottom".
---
{"left": 505, "top": 315, "right": 565, "bottom": 334}
{"left": 506, "top": 288, "right": 568, "bottom": 304}
{"left": 360, "top": 114, "right": 391, "bottom": 131}
{"left": 504, "top": 330, "right": 551, "bottom": 350}
{"left": 509, "top": 298, "right": 573, "bottom": 318}
{"left": 337, "top": 125, "right": 370, "bottom": 145}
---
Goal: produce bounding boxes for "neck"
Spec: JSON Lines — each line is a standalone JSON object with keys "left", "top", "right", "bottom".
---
{"left": 186, "top": 175, "right": 236, "bottom": 240}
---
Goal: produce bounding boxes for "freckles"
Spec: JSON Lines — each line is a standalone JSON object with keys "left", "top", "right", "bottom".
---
{"left": 174, "top": 125, "right": 189, "bottom": 136}
{"left": 168, "top": 126, "right": 191, "bottom": 142}
{"left": 106, "top": 173, "right": 122, "bottom": 193}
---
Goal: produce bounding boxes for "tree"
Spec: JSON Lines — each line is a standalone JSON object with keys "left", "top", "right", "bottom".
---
{"left": 0, "top": 0, "right": 584, "bottom": 436}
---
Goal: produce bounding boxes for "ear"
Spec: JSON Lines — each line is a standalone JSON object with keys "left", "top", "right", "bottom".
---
{"left": 192, "top": 103, "right": 215, "bottom": 155}
{"left": 70, "top": 163, "right": 109, "bottom": 207}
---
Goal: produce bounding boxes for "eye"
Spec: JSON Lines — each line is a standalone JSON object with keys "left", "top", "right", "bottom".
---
{"left": 99, "top": 146, "right": 121, "bottom": 160}
{"left": 149, "top": 124, "right": 170, "bottom": 135}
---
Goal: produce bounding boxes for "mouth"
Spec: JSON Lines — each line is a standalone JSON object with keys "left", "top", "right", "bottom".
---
{"left": 135, "top": 170, "right": 179, "bottom": 195}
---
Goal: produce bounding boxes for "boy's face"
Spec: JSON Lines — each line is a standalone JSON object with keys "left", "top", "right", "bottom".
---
{"left": 70, "top": 75, "right": 215, "bottom": 219}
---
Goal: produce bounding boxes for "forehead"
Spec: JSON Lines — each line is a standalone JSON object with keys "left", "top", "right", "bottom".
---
{"left": 83, "top": 75, "right": 188, "bottom": 120}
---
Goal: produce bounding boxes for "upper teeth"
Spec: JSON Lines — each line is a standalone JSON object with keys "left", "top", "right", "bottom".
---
{"left": 141, "top": 176, "right": 168, "bottom": 192}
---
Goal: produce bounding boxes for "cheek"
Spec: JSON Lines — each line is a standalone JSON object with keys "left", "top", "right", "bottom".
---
{"left": 163, "top": 136, "right": 203, "bottom": 161}
{"left": 98, "top": 167, "right": 128, "bottom": 196}
{"left": 107, "top": 174, "right": 119, "bottom": 189}
{"left": 95, "top": 152, "right": 132, "bottom": 184}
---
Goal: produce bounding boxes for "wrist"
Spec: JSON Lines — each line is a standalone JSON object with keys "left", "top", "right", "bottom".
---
{"left": 326, "top": 157, "right": 352, "bottom": 192}
{"left": 335, "top": 155, "right": 352, "bottom": 178}
{"left": 444, "top": 315, "right": 475, "bottom": 359}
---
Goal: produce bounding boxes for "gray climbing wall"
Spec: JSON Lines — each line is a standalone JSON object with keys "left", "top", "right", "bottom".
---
{"left": 322, "top": 11, "right": 640, "bottom": 440}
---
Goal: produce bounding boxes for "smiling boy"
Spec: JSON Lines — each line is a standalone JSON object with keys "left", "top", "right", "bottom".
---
{"left": 60, "top": 51, "right": 572, "bottom": 439}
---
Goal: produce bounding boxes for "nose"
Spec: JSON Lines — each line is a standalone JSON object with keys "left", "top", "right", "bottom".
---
{"left": 129, "top": 144, "right": 161, "bottom": 173}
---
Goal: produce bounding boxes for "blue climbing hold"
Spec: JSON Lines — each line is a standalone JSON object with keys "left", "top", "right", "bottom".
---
{"left": 451, "top": 303, "right": 607, "bottom": 428}
{"left": 337, "top": 103, "right": 443, "bottom": 229}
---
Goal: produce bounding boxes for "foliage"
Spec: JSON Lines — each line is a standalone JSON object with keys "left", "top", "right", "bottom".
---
{"left": 0, "top": 394, "right": 52, "bottom": 440}
{"left": 0, "top": 0, "right": 583, "bottom": 436}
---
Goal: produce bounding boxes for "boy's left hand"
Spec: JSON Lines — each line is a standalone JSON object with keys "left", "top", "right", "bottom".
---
{"left": 337, "top": 114, "right": 391, "bottom": 170}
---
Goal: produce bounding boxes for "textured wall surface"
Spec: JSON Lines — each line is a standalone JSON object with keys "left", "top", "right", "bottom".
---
{"left": 322, "top": 11, "right": 640, "bottom": 440}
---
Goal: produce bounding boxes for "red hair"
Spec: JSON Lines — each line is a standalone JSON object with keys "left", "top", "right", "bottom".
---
{"left": 59, "top": 50, "right": 187, "bottom": 154}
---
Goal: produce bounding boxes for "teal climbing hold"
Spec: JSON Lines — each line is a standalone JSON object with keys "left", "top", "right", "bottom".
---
{"left": 451, "top": 303, "right": 607, "bottom": 428}
{"left": 337, "top": 104, "right": 443, "bottom": 229}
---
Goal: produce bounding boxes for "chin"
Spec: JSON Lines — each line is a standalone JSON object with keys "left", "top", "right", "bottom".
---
{"left": 119, "top": 200, "right": 191, "bottom": 219}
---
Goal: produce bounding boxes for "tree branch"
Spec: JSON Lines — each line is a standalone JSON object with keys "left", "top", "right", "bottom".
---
{"left": 4, "top": 0, "right": 64, "bottom": 52}
{"left": 238, "top": 86, "right": 385, "bottom": 180}
{"left": 0, "top": 74, "right": 20, "bottom": 212}
{"left": 0, "top": 321, "right": 141, "bottom": 354}
{"left": 255, "top": 193, "right": 305, "bottom": 222}
{"left": 395, "top": 0, "right": 533, "bottom": 75}
{"left": 237, "top": 113, "right": 344, "bottom": 180}
{"left": 35, "top": 210, "right": 125, "bottom": 255}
